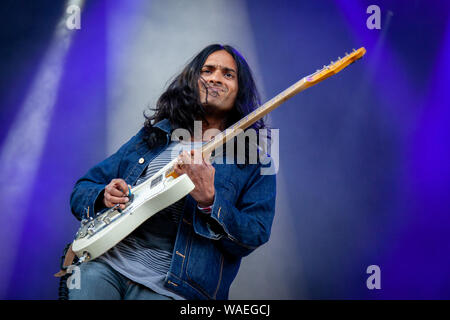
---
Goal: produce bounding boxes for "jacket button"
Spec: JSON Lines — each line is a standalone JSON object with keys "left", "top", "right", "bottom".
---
{"left": 138, "top": 158, "right": 145, "bottom": 164}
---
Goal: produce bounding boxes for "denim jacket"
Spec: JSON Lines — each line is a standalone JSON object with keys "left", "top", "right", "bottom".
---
{"left": 70, "top": 119, "right": 277, "bottom": 300}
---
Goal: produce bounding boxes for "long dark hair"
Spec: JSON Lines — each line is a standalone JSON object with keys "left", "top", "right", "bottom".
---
{"left": 143, "top": 44, "right": 267, "bottom": 149}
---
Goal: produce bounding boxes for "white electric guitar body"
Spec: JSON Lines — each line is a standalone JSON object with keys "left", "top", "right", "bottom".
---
{"left": 71, "top": 47, "right": 366, "bottom": 263}
{"left": 71, "top": 158, "right": 195, "bottom": 262}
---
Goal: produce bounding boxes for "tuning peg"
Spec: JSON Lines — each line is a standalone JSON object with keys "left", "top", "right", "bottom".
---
{"left": 352, "top": 48, "right": 356, "bottom": 52}
{"left": 338, "top": 56, "right": 341, "bottom": 60}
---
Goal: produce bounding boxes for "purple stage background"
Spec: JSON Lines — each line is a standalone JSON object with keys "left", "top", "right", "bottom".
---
{"left": 0, "top": 0, "right": 449, "bottom": 299}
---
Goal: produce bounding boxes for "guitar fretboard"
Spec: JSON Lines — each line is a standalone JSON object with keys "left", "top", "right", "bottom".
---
{"left": 200, "top": 76, "right": 311, "bottom": 157}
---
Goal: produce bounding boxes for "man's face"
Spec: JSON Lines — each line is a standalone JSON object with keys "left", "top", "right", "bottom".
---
{"left": 198, "top": 50, "right": 238, "bottom": 115}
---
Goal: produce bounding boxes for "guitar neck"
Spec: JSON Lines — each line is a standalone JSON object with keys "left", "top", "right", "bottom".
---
{"left": 199, "top": 47, "right": 366, "bottom": 158}
{"left": 200, "top": 75, "right": 312, "bottom": 157}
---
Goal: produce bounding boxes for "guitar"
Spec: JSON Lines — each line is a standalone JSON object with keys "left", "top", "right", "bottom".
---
{"left": 71, "top": 47, "right": 366, "bottom": 263}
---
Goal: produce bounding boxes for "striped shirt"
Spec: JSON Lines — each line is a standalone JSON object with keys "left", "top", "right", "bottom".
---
{"left": 98, "top": 140, "right": 204, "bottom": 300}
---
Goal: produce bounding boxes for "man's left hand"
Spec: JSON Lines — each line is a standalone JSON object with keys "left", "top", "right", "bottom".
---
{"left": 174, "top": 149, "right": 215, "bottom": 207}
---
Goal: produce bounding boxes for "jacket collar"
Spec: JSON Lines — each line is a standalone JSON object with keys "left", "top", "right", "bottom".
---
{"left": 153, "top": 118, "right": 172, "bottom": 133}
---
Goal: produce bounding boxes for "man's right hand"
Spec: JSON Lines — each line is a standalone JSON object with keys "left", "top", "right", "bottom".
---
{"left": 103, "top": 178, "right": 130, "bottom": 210}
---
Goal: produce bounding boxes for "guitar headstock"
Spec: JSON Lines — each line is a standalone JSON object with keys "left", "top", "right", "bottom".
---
{"left": 306, "top": 47, "right": 366, "bottom": 84}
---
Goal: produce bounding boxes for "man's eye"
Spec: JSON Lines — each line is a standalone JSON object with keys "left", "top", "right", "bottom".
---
{"left": 201, "top": 69, "right": 211, "bottom": 74}
{"left": 225, "top": 73, "right": 234, "bottom": 79}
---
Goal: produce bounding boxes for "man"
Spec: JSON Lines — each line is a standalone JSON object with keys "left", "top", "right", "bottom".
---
{"left": 69, "top": 44, "right": 276, "bottom": 300}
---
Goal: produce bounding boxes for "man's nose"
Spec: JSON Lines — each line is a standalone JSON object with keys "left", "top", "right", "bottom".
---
{"left": 208, "top": 71, "right": 222, "bottom": 85}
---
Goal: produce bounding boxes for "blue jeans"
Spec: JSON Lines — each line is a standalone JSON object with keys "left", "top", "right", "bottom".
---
{"left": 68, "top": 260, "right": 173, "bottom": 300}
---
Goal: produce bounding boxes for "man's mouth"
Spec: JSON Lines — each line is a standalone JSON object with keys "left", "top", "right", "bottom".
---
{"left": 206, "top": 86, "right": 225, "bottom": 97}
{"left": 209, "top": 88, "right": 219, "bottom": 97}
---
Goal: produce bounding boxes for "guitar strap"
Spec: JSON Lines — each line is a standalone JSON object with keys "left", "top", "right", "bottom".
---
{"left": 54, "top": 244, "right": 77, "bottom": 278}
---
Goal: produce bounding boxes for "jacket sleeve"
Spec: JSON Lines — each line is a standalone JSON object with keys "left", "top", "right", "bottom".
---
{"left": 192, "top": 161, "right": 277, "bottom": 258}
{"left": 69, "top": 133, "right": 138, "bottom": 221}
